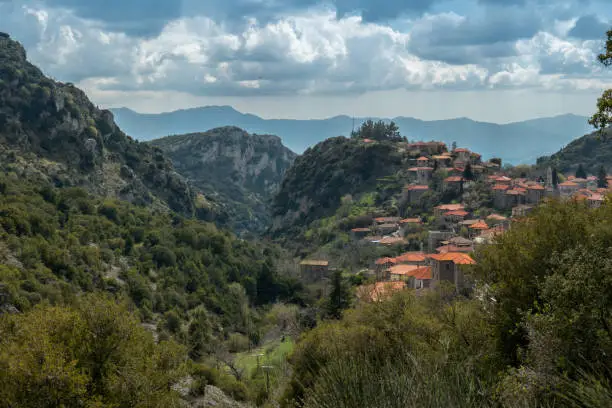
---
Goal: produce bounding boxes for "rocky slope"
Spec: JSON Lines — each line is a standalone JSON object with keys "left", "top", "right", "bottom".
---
{"left": 150, "top": 127, "right": 297, "bottom": 235}
{"left": 0, "top": 33, "right": 199, "bottom": 217}
{"left": 537, "top": 127, "right": 612, "bottom": 173}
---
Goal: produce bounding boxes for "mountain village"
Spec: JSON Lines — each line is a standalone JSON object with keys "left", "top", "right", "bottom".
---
{"left": 299, "top": 139, "right": 612, "bottom": 302}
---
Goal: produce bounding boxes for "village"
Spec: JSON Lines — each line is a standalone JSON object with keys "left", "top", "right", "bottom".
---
{"left": 299, "top": 139, "right": 612, "bottom": 302}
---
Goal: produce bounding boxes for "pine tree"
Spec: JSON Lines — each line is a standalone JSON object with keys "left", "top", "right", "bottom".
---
{"left": 463, "top": 162, "right": 474, "bottom": 181}
{"left": 598, "top": 165, "right": 608, "bottom": 188}
{"left": 575, "top": 164, "right": 587, "bottom": 179}
{"left": 552, "top": 167, "right": 559, "bottom": 187}
{"left": 326, "top": 269, "right": 351, "bottom": 320}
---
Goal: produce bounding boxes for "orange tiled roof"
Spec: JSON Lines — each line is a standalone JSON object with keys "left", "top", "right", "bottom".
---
{"left": 412, "top": 266, "right": 432, "bottom": 280}
{"left": 528, "top": 184, "right": 545, "bottom": 190}
{"left": 559, "top": 181, "right": 578, "bottom": 187}
{"left": 436, "top": 203, "right": 465, "bottom": 211}
{"left": 436, "top": 244, "right": 473, "bottom": 254}
{"left": 469, "top": 221, "right": 490, "bottom": 230}
{"left": 454, "top": 148, "right": 470, "bottom": 153}
{"left": 428, "top": 252, "right": 476, "bottom": 265}
{"left": 408, "top": 167, "right": 435, "bottom": 172}
{"left": 379, "top": 237, "right": 406, "bottom": 245}
{"left": 351, "top": 227, "right": 371, "bottom": 232}
{"left": 445, "top": 176, "right": 464, "bottom": 183}
{"left": 486, "top": 214, "right": 507, "bottom": 221}
{"left": 406, "top": 185, "right": 429, "bottom": 191}
{"left": 395, "top": 251, "right": 427, "bottom": 263}
{"left": 375, "top": 257, "right": 397, "bottom": 265}
{"left": 417, "top": 156, "right": 430, "bottom": 161}
{"left": 496, "top": 176, "right": 512, "bottom": 182}
{"left": 444, "top": 210, "right": 469, "bottom": 217}
{"left": 400, "top": 218, "right": 422, "bottom": 224}
{"left": 389, "top": 264, "right": 421, "bottom": 276}
{"left": 506, "top": 189, "right": 526, "bottom": 196}
{"left": 492, "top": 184, "right": 510, "bottom": 190}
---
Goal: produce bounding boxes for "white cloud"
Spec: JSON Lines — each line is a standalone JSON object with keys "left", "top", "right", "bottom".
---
{"left": 0, "top": 0, "right": 610, "bottom": 102}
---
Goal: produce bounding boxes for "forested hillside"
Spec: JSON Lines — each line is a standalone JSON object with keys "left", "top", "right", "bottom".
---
{"left": 537, "top": 127, "right": 612, "bottom": 173}
{"left": 0, "top": 34, "right": 199, "bottom": 217}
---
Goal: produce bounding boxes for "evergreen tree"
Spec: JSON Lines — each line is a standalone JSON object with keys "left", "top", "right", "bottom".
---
{"left": 325, "top": 269, "right": 351, "bottom": 320}
{"left": 462, "top": 162, "right": 474, "bottom": 181}
{"left": 451, "top": 141, "right": 457, "bottom": 151}
{"left": 598, "top": 165, "right": 608, "bottom": 188}
{"left": 552, "top": 167, "right": 559, "bottom": 187}
{"left": 576, "top": 164, "right": 587, "bottom": 179}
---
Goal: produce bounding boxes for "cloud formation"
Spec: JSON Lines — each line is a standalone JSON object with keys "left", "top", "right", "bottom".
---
{"left": 0, "top": 0, "right": 610, "bottom": 100}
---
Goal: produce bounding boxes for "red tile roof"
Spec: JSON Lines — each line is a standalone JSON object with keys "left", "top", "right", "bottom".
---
{"left": 436, "top": 204, "right": 465, "bottom": 211}
{"left": 492, "top": 184, "right": 510, "bottom": 191}
{"left": 389, "top": 264, "right": 421, "bottom": 276}
{"left": 360, "top": 281, "right": 406, "bottom": 302}
{"left": 395, "top": 252, "right": 427, "bottom": 263}
{"left": 408, "top": 167, "right": 435, "bottom": 172}
{"left": 559, "top": 181, "right": 578, "bottom": 187}
{"left": 506, "top": 189, "right": 526, "bottom": 196}
{"left": 469, "top": 221, "right": 490, "bottom": 230}
{"left": 412, "top": 266, "right": 432, "bottom": 280}
{"left": 445, "top": 176, "right": 464, "bottom": 183}
{"left": 486, "top": 214, "right": 507, "bottom": 221}
{"left": 527, "top": 184, "right": 545, "bottom": 190}
{"left": 379, "top": 237, "right": 406, "bottom": 245}
{"left": 406, "top": 185, "right": 429, "bottom": 191}
{"left": 417, "top": 156, "right": 430, "bottom": 161}
{"left": 436, "top": 244, "right": 473, "bottom": 254}
{"left": 351, "top": 227, "right": 371, "bottom": 232}
{"left": 375, "top": 257, "right": 397, "bottom": 265}
{"left": 454, "top": 148, "right": 470, "bottom": 153}
{"left": 496, "top": 176, "right": 512, "bottom": 182}
{"left": 428, "top": 253, "right": 476, "bottom": 265}
{"left": 444, "top": 210, "right": 469, "bottom": 217}
{"left": 400, "top": 218, "right": 422, "bottom": 224}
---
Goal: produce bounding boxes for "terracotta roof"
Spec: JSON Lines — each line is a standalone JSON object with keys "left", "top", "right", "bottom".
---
{"left": 449, "top": 236, "right": 473, "bottom": 246}
{"left": 374, "top": 217, "right": 401, "bottom": 223}
{"left": 506, "top": 189, "right": 526, "bottom": 196}
{"left": 445, "top": 176, "right": 464, "bottom": 183}
{"left": 428, "top": 252, "right": 476, "bottom": 265}
{"left": 412, "top": 266, "right": 432, "bottom": 280}
{"left": 433, "top": 155, "right": 451, "bottom": 160}
{"left": 588, "top": 193, "right": 604, "bottom": 201}
{"left": 527, "top": 184, "right": 545, "bottom": 190}
{"left": 389, "top": 264, "right": 421, "bottom": 276}
{"left": 492, "top": 184, "right": 510, "bottom": 191}
{"left": 375, "top": 257, "right": 397, "bottom": 265}
{"left": 406, "top": 185, "right": 429, "bottom": 191}
{"left": 436, "top": 244, "right": 473, "bottom": 254}
{"left": 351, "top": 227, "right": 371, "bottom": 232}
{"left": 559, "top": 181, "right": 578, "bottom": 187}
{"left": 408, "top": 167, "right": 435, "bottom": 172}
{"left": 363, "top": 138, "right": 374, "bottom": 143}
{"left": 417, "top": 156, "right": 430, "bottom": 161}
{"left": 496, "top": 176, "right": 512, "bottom": 182}
{"left": 454, "top": 148, "right": 470, "bottom": 153}
{"left": 300, "top": 260, "right": 329, "bottom": 266}
{"left": 444, "top": 210, "right": 469, "bottom": 217}
{"left": 469, "top": 221, "right": 490, "bottom": 230}
{"left": 395, "top": 251, "right": 427, "bottom": 263}
{"left": 379, "top": 237, "right": 406, "bottom": 245}
{"left": 486, "top": 214, "right": 507, "bottom": 221}
{"left": 436, "top": 204, "right": 465, "bottom": 211}
{"left": 587, "top": 176, "right": 598, "bottom": 181}
{"left": 400, "top": 218, "right": 422, "bottom": 224}
{"left": 567, "top": 175, "right": 576, "bottom": 180}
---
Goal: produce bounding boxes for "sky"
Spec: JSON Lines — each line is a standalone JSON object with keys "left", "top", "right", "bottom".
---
{"left": 1, "top": 0, "right": 612, "bottom": 122}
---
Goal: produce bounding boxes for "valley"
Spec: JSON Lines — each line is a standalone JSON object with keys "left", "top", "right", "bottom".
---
{"left": 0, "top": 29, "right": 611, "bottom": 408}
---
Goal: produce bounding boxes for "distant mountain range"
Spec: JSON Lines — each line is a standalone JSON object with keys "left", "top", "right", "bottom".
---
{"left": 111, "top": 106, "right": 593, "bottom": 164}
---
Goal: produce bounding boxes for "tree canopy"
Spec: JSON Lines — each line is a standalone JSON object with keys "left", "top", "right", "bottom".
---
{"left": 589, "top": 29, "right": 612, "bottom": 133}
{"left": 350, "top": 120, "right": 402, "bottom": 141}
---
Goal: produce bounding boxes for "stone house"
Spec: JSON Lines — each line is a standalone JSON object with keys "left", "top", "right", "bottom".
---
{"left": 526, "top": 184, "right": 545, "bottom": 204}
{"left": 558, "top": 181, "right": 579, "bottom": 197}
{"left": 444, "top": 176, "right": 464, "bottom": 191}
{"left": 428, "top": 252, "right": 476, "bottom": 292}
{"left": 299, "top": 260, "right": 329, "bottom": 282}
{"left": 404, "top": 185, "right": 429, "bottom": 204}
{"left": 453, "top": 148, "right": 471, "bottom": 163}
{"left": 493, "top": 184, "right": 510, "bottom": 208}
{"left": 434, "top": 203, "right": 465, "bottom": 218}
{"left": 399, "top": 218, "right": 422, "bottom": 234}
{"left": 408, "top": 167, "right": 434, "bottom": 185}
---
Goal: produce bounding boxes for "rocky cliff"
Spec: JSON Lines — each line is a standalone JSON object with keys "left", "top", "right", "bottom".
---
{"left": 150, "top": 127, "right": 297, "bottom": 235}
{"left": 0, "top": 34, "right": 198, "bottom": 216}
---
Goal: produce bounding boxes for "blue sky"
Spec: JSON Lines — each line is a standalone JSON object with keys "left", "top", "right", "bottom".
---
{"left": 1, "top": 0, "right": 611, "bottom": 122}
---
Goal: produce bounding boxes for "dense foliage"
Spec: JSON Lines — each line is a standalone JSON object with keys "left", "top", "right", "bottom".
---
{"left": 350, "top": 120, "right": 403, "bottom": 141}
{"left": 589, "top": 29, "right": 612, "bottom": 133}
{"left": 0, "top": 173, "right": 303, "bottom": 355}
{"left": 282, "top": 199, "right": 612, "bottom": 408}
{"left": 0, "top": 295, "right": 187, "bottom": 407}
{"left": 150, "top": 127, "right": 297, "bottom": 236}
{"left": 536, "top": 127, "right": 612, "bottom": 174}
